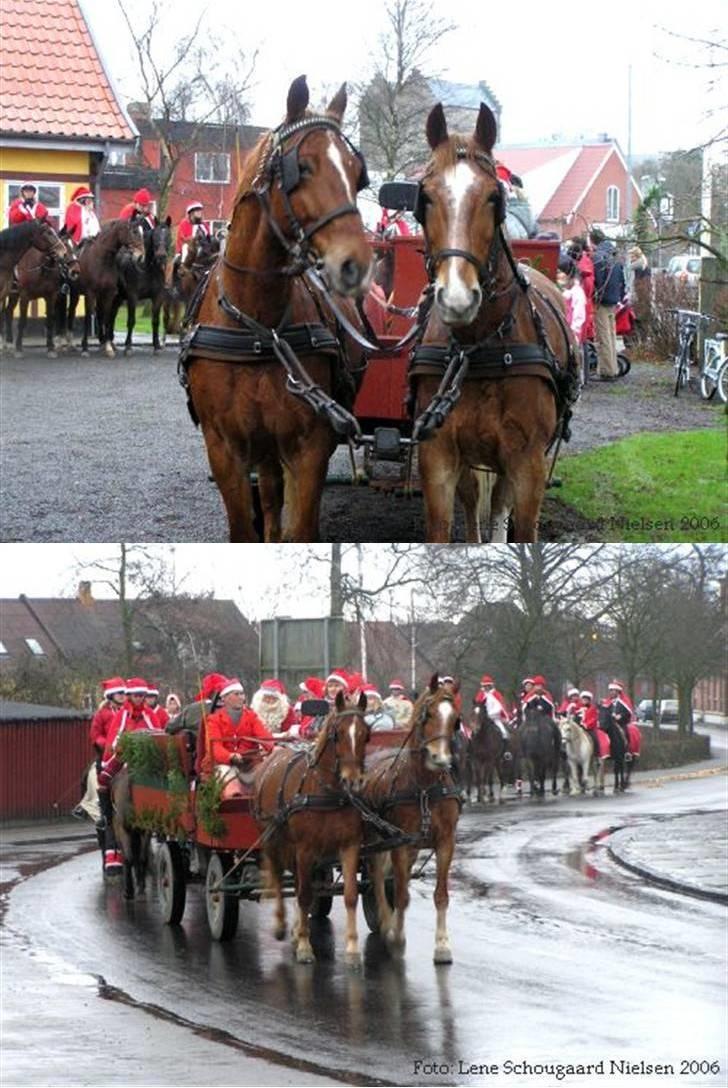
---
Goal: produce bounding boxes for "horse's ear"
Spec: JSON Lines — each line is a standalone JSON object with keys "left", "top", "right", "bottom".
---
{"left": 326, "top": 83, "right": 347, "bottom": 122}
{"left": 357, "top": 690, "right": 367, "bottom": 712}
{"left": 474, "top": 103, "right": 497, "bottom": 155}
{"left": 429, "top": 673, "right": 439, "bottom": 693}
{"left": 286, "top": 74, "right": 309, "bottom": 123}
{"left": 426, "top": 103, "right": 448, "bottom": 150}
{"left": 335, "top": 689, "right": 346, "bottom": 712}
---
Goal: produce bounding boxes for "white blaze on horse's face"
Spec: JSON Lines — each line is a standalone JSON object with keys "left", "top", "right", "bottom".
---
{"left": 326, "top": 134, "right": 354, "bottom": 203}
{"left": 435, "top": 161, "right": 483, "bottom": 326}
{"left": 317, "top": 133, "right": 373, "bottom": 298}
{"left": 425, "top": 698, "right": 455, "bottom": 770}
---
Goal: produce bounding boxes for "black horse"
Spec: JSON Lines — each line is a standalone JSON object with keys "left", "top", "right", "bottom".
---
{"left": 467, "top": 705, "right": 518, "bottom": 803}
{"left": 519, "top": 707, "right": 561, "bottom": 797}
{"left": 598, "top": 704, "right": 631, "bottom": 792}
{"left": 111, "top": 217, "right": 172, "bottom": 354}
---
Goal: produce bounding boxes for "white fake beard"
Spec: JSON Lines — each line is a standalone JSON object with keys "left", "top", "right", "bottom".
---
{"left": 251, "top": 693, "right": 289, "bottom": 730}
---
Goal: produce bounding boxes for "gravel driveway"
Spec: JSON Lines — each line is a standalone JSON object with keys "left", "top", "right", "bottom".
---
{"left": 0, "top": 341, "right": 721, "bottom": 543}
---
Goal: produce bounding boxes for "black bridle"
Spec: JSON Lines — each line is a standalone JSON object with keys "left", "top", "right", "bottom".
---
{"left": 309, "top": 706, "right": 371, "bottom": 775}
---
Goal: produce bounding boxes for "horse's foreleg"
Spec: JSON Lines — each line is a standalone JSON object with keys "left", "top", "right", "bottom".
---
{"left": 419, "top": 440, "right": 458, "bottom": 543}
{"left": 151, "top": 297, "right": 163, "bottom": 353}
{"left": 283, "top": 439, "right": 329, "bottom": 542}
{"left": 369, "top": 853, "right": 394, "bottom": 936}
{"left": 455, "top": 467, "right": 488, "bottom": 543}
{"left": 202, "top": 427, "right": 258, "bottom": 542}
{"left": 44, "top": 294, "right": 57, "bottom": 356}
{"left": 340, "top": 843, "right": 361, "bottom": 967}
{"left": 124, "top": 299, "right": 135, "bottom": 354}
{"left": 433, "top": 829, "right": 455, "bottom": 964}
{"left": 258, "top": 461, "right": 284, "bottom": 543}
{"left": 263, "top": 851, "right": 286, "bottom": 940}
{"left": 489, "top": 474, "right": 513, "bottom": 543}
{"left": 388, "top": 845, "right": 411, "bottom": 948}
{"left": 293, "top": 848, "right": 315, "bottom": 963}
{"left": 16, "top": 296, "right": 28, "bottom": 354}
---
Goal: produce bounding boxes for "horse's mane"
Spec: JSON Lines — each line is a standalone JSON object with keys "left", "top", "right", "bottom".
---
{"left": 311, "top": 712, "right": 333, "bottom": 763}
{"left": 0, "top": 219, "right": 43, "bottom": 243}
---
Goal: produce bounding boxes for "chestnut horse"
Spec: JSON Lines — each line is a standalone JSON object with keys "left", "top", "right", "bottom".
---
{"left": 3, "top": 235, "right": 79, "bottom": 355}
{"left": 73, "top": 219, "right": 146, "bottom": 356}
{"left": 362, "top": 675, "right": 461, "bottom": 963}
{"left": 253, "top": 690, "right": 370, "bottom": 966}
{"left": 410, "top": 103, "right": 580, "bottom": 541}
{"left": 0, "top": 219, "right": 68, "bottom": 309}
{"left": 183, "top": 75, "right": 372, "bottom": 542}
{"left": 163, "top": 231, "right": 221, "bottom": 338}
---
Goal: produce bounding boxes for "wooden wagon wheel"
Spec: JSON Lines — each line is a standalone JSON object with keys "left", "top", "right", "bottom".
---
{"left": 361, "top": 861, "right": 395, "bottom": 933}
{"left": 157, "top": 841, "right": 187, "bottom": 925}
{"left": 206, "top": 852, "right": 239, "bottom": 941}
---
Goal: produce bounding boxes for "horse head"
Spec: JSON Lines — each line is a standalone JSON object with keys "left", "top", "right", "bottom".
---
{"left": 244, "top": 75, "right": 372, "bottom": 296}
{"left": 417, "top": 102, "right": 504, "bottom": 326}
{"left": 150, "top": 217, "right": 172, "bottom": 269}
{"left": 312, "top": 688, "right": 370, "bottom": 790}
{"left": 59, "top": 235, "right": 81, "bottom": 281}
{"left": 35, "top": 220, "right": 70, "bottom": 265}
{"left": 412, "top": 673, "right": 459, "bottom": 771}
{"left": 119, "top": 219, "right": 146, "bottom": 268}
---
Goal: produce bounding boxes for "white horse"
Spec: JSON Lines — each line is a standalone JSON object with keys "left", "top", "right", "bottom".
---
{"left": 559, "top": 716, "right": 603, "bottom": 795}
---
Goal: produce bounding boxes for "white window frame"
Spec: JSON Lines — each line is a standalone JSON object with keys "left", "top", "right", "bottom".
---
{"left": 24, "top": 637, "right": 45, "bottom": 656}
{"left": 606, "top": 184, "right": 620, "bottom": 223}
{"left": 107, "top": 149, "right": 128, "bottom": 167}
{"left": 6, "top": 180, "right": 64, "bottom": 229}
{"left": 194, "top": 152, "right": 231, "bottom": 184}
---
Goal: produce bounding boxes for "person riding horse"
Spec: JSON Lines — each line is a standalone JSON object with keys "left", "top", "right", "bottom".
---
{"left": 63, "top": 186, "right": 100, "bottom": 246}
{"left": 176, "top": 201, "right": 211, "bottom": 263}
{"left": 119, "top": 187, "right": 156, "bottom": 232}
{"left": 474, "top": 675, "right": 510, "bottom": 740}
{"left": 8, "top": 182, "right": 48, "bottom": 224}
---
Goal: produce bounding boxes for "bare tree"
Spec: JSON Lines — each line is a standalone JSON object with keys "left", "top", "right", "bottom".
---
{"left": 356, "top": 0, "right": 455, "bottom": 178}
{"left": 117, "top": 0, "right": 258, "bottom": 214}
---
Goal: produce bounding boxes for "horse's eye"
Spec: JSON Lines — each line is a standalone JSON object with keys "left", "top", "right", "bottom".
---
{"left": 299, "top": 160, "right": 313, "bottom": 178}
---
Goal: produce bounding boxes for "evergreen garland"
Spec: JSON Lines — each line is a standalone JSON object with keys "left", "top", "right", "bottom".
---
{"left": 196, "top": 774, "right": 227, "bottom": 839}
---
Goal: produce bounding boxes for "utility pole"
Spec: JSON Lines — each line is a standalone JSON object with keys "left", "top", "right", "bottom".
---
{"left": 357, "top": 545, "right": 367, "bottom": 678}
{"left": 330, "top": 544, "right": 343, "bottom": 617}
{"left": 410, "top": 589, "right": 417, "bottom": 694}
{"left": 626, "top": 64, "right": 633, "bottom": 226}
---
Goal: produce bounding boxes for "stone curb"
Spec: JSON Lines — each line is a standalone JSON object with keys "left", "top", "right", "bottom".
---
{"left": 608, "top": 816, "right": 728, "bottom": 906}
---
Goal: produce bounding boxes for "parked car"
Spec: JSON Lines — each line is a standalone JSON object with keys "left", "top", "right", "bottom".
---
{"left": 667, "top": 254, "right": 702, "bottom": 286}
{"left": 636, "top": 699, "right": 679, "bottom": 723}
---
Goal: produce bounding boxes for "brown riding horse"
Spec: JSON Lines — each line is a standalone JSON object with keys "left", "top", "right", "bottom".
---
{"left": 467, "top": 703, "right": 518, "bottom": 803}
{"left": 410, "top": 103, "right": 580, "bottom": 542}
{"left": 164, "top": 230, "right": 222, "bottom": 339}
{"left": 362, "top": 675, "right": 461, "bottom": 963}
{"left": 184, "top": 75, "right": 372, "bottom": 542}
{"left": 0, "top": 219, "right": 68, "bottom": 309}
{"left": 74, "top": 219, "right": 146, "bottom": 356}
{"left": 252, "top": 690, "right": 370, "bottom": 965}
{"left": 3, "top": 235, "right": 79, "bottom": 355}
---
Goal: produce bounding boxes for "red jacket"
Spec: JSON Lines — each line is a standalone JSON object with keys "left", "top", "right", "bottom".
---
{"left": 576, "top": 704, "right": 598, "bottom": 730}
{"left": 8, "top": 197, "right": 49, "bottom": 225}
{"left": 119, "top": 204, "right": 155, "bottom": 229}
{"left": 90, "top": 702, "right": 117, "bottom": 753}
{"left": 577, "top": 253, "right": 595, "bottom": 340}
{"left": 176, "top": 217, "right": 211, "bottom": 253}
{"left": 151, "top": 705, "right": 170, "bottom": 730}
{"left": 104, "top": 703, "right": 160, "bottom": 760}
{"left": 205, "top": 707, "right": 274, "bottom": 766}
{"left": 523, "top": 690, "right": 555, "bottom": 718}
{"left": 63, "top": 200, "right": 100, "bottom": 244}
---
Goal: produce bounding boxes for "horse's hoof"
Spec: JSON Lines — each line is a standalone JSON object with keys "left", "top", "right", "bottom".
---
{"left": 345, "top": 951, "right": 362, "bottom": 970}
{"left": 274, "top": 924, "right": 286, "bottom": 941}
{"left": 295, "top": 945, "right": 315, "bottom": 964}
{"left": 47, "top": 351, "right": 57, "bottom": 359}
{"left": 81, "top": 350, "right": 89, "bottom": 357}
{"left": 124, "top": 347, "right": 133, "bottom": 356}
{"left": 104, "top": 345, "right": 115, "bottom": 358}
{"left": 434, "top": 946, "right": 453, "bottom": 965}
{"left": 153, "top": 347, "right": 163, "bottom": 355}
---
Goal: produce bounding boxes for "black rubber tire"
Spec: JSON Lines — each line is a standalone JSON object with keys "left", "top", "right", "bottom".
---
{"left": 617, "top": 352, "right": 631, "bottom": 377}
{"left": 206, "top": 852, "right": 239, "bottom": 941}
{"left": 362, "top": 871, "right": 395, "bottom": 933}
{"left": 717, "top": 361, "right": 728, "bottom": 404}
{"left": 158, "top": 841, "right": 187, "bottom": 925}
{"left": 312, "top": 867, "right": 334, "bottom": 918}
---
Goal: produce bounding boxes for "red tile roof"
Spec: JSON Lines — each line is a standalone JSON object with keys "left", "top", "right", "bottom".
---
{"left": 541, "top": 146, "right": 612, "bottom": 220}
{"left": 499, "top": 144, "right": 613, "bottom": 219}
{"left": 0, "top": 0, "right": 136, "bottom": 143}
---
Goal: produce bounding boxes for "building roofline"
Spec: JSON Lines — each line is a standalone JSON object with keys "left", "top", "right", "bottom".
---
{"left": 78, "top": 0, "right": 139, "bottom": 143}
{"left": 0, "top": 135, "right": 135, "bottom": 152}
{"left": 17, "top": 595, "right": 67, "bottom": 660}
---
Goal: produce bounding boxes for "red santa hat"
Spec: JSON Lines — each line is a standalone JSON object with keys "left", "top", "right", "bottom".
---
{"left": 567, "top": 687, "right": 580, "bottom": 696}
{"left": 259, "top": 678, "right": 286, "bottom": 697}
{"left": 300, "top": 676, "right": 326, "bottom": 699}
{"left": 362, "top": 683, "right": 382, "bottom": 700}
{"left": 325, "top": 670, "right": 349, "bottom": 689}
{"left": 480, "top": 675, "right": 494, "bottom": 685}
{"left": 195, "top": 672, "right": 228, "bottom": 701}
{"left": 439, "top": 675, "right": 455, "bottom": 684}
{"left": 608, "top": 680, "right": 624, "bottom": 690}
{"left": 186, "top": 201, "right": 203, "bottom": 214}
{"left": 102, "top": 676, "right": 126, "bottom": 696}
{"left": 146, "top": 684, "right": 160, "bottom": 696}
{"left": 580, "top": 690, "right": 594, "bottom": 700}
{"left": 531, "top": 675, "right": 547, "bottom": 687}
{"left": 133, "top": 188, "right": 152, "bottom": 204}
{"left": 347, "top": 671, "right": 366, "bottom": 694}
{"left": 388, "top": 679, "right": 405, "bottom": 691}
{"left": 125, "top": 677, "right": 148, "bottom": 694}
{"left": 220, "top": 677, "right": 244, "bottom": 698}
{"left": 70, "top": 186, "right": 93, "bottom": 202}
{"left": 20, "top": 181, "right": 37, "bottom": 192}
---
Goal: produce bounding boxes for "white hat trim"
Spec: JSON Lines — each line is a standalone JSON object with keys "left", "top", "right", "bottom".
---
{"left": 220, "top": 681, "right": 244, "bottom": 697}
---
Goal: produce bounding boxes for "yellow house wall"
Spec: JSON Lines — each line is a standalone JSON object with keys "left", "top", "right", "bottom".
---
{"left": 1, "top": 148, "right": 92, "bottom": 319}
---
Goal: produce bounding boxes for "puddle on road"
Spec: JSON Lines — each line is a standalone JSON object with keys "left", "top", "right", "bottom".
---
{"left": 564, "top": 826, "right": 625, "bottom": 883}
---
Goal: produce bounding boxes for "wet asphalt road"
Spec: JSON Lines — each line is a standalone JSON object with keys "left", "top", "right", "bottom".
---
{"left": 1, "top": 345, "right": 721, "bottom": 543}
{"left": 2, "top": 762, "right": 727, "bottom": 1088}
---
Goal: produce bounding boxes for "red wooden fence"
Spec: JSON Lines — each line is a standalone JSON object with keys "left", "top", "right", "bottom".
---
{"left": 0, "top": 716, "right": 91, "bottom": 821}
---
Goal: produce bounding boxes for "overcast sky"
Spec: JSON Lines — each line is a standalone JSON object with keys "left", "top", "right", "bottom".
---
{"left": 81, "top": 0, "right": 725, "bottom": 157}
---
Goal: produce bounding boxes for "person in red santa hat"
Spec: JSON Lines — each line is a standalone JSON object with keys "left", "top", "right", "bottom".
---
{"left": 166, "top": 672, "right": 227, "bottom": 736}
{"left": 522, "top": 675, "right": 556, "bottom": 719}
{"left": 438, "top": 675, "right": 462, "bottom": 714}
{"left": 202, "top": 678, "right": 274, "bottom": 798}
{"left": 176, "top": 200, "right": 211, "bottom": 261}
{"left": 8, "top": 182, "right": 48, "bottom": 225}
{"left": 251, "top": 678, "right": 297, "bottom": 736}
{"left": 296, "top": 677, "right": 326, "bottom": 737}
{"left": 98, "top": 678, "right": 161, "bottom": 874}
{"left": 324, "top": 670, "right": 350, "bottom": 703}
{"left": 63, "top": 186, "right": 100, "bottom": 245}
{"left": 145, "top": 684, "right": 169, "bottom": 729}
{"left": 362, "top": 682, "right": 395, "bottom": 731}
{"left": 474, "top": 675, "right": 510, "bottom": 739}
{"left": 557, "top": 687, "right": 582, "bottom": 718}
{"left": 72, "top": 676, "right": 127, "bottom": 822}
{"left": 382, "top": 679, "right": 413, "bottom": 726}
{"left": 119, "top": 188, "right": 156, "bottom": 231}
{"left": 606, "top": 680, "right": 641, "bottom": 759}
{"left": 574, "top": 690, "right": 609, "bottom": 763}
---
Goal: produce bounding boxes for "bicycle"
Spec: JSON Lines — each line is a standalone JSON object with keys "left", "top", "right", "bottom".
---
{"left": 700, "top": 332, "right": 728, "bottom": 403}
{"left": 669, "top": 309, "right": 711, "bottom": 397}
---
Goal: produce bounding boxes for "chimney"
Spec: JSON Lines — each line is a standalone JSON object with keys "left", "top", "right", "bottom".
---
{"left": 77, "top": 581, "right": 94, "bottom": 606}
